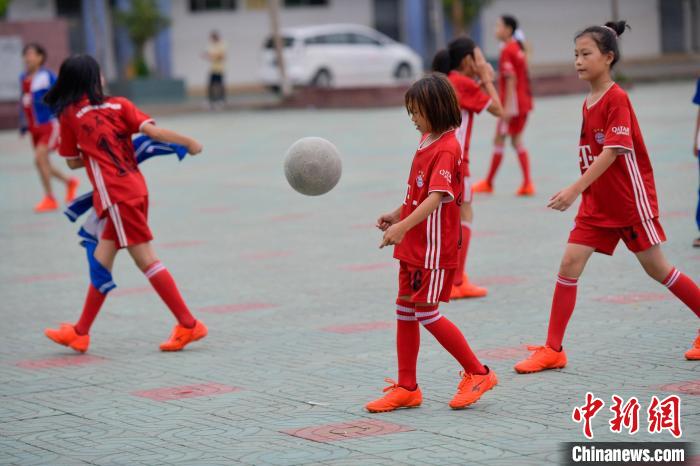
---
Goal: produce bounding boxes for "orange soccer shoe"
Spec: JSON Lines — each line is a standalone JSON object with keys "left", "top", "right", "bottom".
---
{"left": 514, "top": 345, "right": 567, "bottom": 373}
{"left": 472, "top": 179, "right": 494, "bottom": 194}
{"left": 44, "top": 323, "right": 90, "bottom": 353}
{"left": 685, "top": 333, "right": 700, "bottom": 360}
{"left": 65, "top": 177, "right": 80, "bottom": 202}
{"left": 449, "top": 367, "right": 498, "bottom": 409}
{"left": 159, "top": 320, "right": 208, "bottom": 351}
{"left": 516, "top": 182, "right": 536, "bottom": 197}
{"left": 365, "top": 378, "right": 422, "bottom": 413}
{"left": 34, "top": 195, "right": 59, "bottom": 213}
{"left": 450, "top": 275, "right": 488, "bottom": 299}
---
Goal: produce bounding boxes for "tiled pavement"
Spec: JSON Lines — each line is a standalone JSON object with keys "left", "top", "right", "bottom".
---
{"left": 1, "top": 81, "right": 698, "bottom": 465}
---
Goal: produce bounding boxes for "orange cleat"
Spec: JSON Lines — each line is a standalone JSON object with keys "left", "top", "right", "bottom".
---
{"left": 472, "top": 179, "right": 493, "bottom": 194}
{"left": 65, "top": 177, "right": 80, "bottom": 202}
{"left": 514, "top": 345, "right": 567, "bottom": 373}
{"left": 516, "top": 182, "right": 536, "bottom": 196}
{"left": 449, "top": 367, "right": 498, "bottom": 409}
{"left": 685, "top": 332, "right": 700, "bottom": 360}
{"left": 450, "top": 274, "right": 488, "bottom": 299}
{"left": 34, "top": 196, "right": 59, "bottom": 213}
{"left": 159, "top": 320, "right": 208, "bottom": 351}
{"left": 44, "top": 323, "right": 90, "bottom": 353}
{"left": 365, "top": 378, "right": 422, "bottom": 413}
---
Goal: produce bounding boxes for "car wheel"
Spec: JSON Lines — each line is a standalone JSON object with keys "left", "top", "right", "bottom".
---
{"left": 311, "top": 69, "right": 333, "bottom": 88}
{"left": 395, "top": 63, "right": 413, "bottom": 82}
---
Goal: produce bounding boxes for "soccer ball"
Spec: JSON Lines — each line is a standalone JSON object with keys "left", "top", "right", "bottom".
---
{"left": 283, "top": 137, "right": 342, "bottom": 196}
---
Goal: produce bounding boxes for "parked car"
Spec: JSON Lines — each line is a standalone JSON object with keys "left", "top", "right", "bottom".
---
{"left": 259, "top": 24, "right": 423, "bottom": 89}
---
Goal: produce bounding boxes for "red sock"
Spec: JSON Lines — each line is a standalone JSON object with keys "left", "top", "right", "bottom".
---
{"left": 454, "top": 222, "right": 471, "bottom": 287}
{"left": 418, "top": 305, "right": 486, "bottom": 375}
{"left": 664, "top": 268, "right": 700, "bottom": 318}
{"left": 396, "top": 299, "right": 419, "bottom": 390}
{"left": 74, "top": 284, "right": 107, "bottom": 335}
{"left": 516, "top": 146, "right": 532, "bottom": 185}
{"left": 145, "top": 261, "right": 196, "bottom": 328}
{"left": 485, "top": 146, "right": 504, "bottom": 185}
{"left": 545, "top": 275, "right": 578, "bottom": 351}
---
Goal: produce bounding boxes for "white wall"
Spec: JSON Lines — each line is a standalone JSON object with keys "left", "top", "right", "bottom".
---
{"left": 479, "top": 0, "right": 661, "bottom": 66}
{"left": 169, "top": 0, "right": 374, "bottom": 89}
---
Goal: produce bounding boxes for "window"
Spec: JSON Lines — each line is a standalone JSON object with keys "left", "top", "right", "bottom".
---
{"left": 349, "top": 33, "right": 382, "bottom": 46}
{"left": 284, "top": 0, "right": 329, "bottom": 7}
{"left": 305, "top": 33, "right": 351, "bottom": 45}
{"left": 264, "top": 36, "right": 295, "bottom": 49}
{"left": 189, "top": 0, "right": 237, "bottom": 12}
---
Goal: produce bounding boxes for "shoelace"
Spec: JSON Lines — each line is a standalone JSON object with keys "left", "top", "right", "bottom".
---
{"left": 457, "top": 371, "right": 474, "bottom": 391}
{"left": 382, "top": 378, "right": 399, "bottom": 393}
{"left": 526, "top": 345, "right": 548, "bottom": 356}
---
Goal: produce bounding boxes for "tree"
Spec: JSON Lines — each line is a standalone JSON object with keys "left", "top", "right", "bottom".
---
{"left": 115, "top": 0, "right": 169, "bottom": 77}
{"left": 0, "top": 0, "right": 12, "bottom": 19}
{"left": 443, "top": 0, "right": 491, "bottom": 35}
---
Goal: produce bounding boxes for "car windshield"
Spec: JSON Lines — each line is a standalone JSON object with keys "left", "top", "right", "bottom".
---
{"left": 264, "top": 36, "right": 295, "bottom": 49}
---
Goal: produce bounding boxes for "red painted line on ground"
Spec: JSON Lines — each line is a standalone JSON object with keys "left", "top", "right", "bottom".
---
{"left": 132, "top": 382, "right": 241, "bottom": 401}
{"left": 350, "top": 223, "right": 376, "bottom": 230}
{"left": 199, "top": 303, "right": 277, "bottom": 314}
{"left": 341, "top": 263, "right": 394, "bottom": 272}
{"left": 198, "top": 206, "right": 237, "bottom": 213}
{"left": 268, "top": 213, "right": 312, "bottom": 222}
{"left": 662, "top": 210, "right": 690, "bottom": 219}
{"left": 16, "top": 355, "right": 105, "bottom": 370}
{"left": 110, "top": 286, "right": 153, "bottom": 297}
{"left": 284, "top": 419, "right": 413, "bottom": 443}
{"left": 321, "top": 321, "right": 392, "bottom": 334}
{"left": 471, "top": 230, "right": 502, "bottom": 238}
{"left": 594, "top": 293, "right": 670, "bottom": 305}
{"left": 473, "top": 276, "right": 526, "bottom": 286}
{"left": 476, "top": 345, "right": 530, "bottom": 361}
{"left": 12, "top": 273, "right": 77, "bottom": 284}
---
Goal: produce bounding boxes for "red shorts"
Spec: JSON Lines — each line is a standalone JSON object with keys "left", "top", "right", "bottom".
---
{"left": 568, "top": 218, "right": 666, "bottom": 256}
{"left": 101, "top": 196, "right": 153, "bottom": 249}
{"left": 398, "top": 261, "right": 455, "bottom": 304}
{"left": 497, "top": 113, "right": 528, "bottom": 136}
{"left": 29, "top": 121, "right": 59, "bottom": 150}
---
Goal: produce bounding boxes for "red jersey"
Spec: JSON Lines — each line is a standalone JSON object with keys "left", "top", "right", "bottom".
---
{"left": 577, "top": 83, "right": 659, "bottom": 227}
{"left": 58, "top": 97, "right": 153, "bottom": 217}
{"left": 498, "top": 39, "right": 532, "bottom": 115}
{"left": 394, "top": 130, "right": 463, "bottom": 270}
{"left": 447, "top": 71, "right": 491, "bottom": 164}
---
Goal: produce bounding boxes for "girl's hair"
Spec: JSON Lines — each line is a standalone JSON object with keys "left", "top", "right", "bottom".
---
{"left": 405, "top": 73, "right": 461, "bottom": 134}
{"left": 447, "top": 36, "right": 476, "bottom": 71}
{"left": 22, "top": 43, "right": 47, "bottom": 65}
{"left": 431, "top": 49, "right": 451, "bottom": 74}
{"left": 44, "top": 54, "right": 104, "bottom": 116}
{"left": 501, "top": 15, "right": 524, "bottom": 50}
{"left": 575, "top": 20, "right": 629, "bottom": 68}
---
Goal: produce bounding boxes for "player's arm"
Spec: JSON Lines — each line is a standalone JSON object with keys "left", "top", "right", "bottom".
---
{"left": 547, "top": 148, "right": 618, "bottom": 211}
{"left": 503, "top": 75, "right": 517, "bottom": 118}
{"left": 380, "top": 192, "right": 443, "bottom": 248}
{"left": 66, "top": 157, "right": 85, "bottom": 169}
{"left": 377, "top": 205, "right": 402, "bottom": 231}
{"left": 473, "top": 48, "right": 503, "bottom": 118}
{"left": 141, "top": 123, "right": 203, "bottom": 155}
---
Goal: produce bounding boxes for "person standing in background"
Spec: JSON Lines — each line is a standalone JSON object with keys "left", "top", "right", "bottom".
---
{"left": 692, "top": 77, "right": 700, "bottom": 248}
{"left": 203, "top": 31, "right": 227, "bottom": 109}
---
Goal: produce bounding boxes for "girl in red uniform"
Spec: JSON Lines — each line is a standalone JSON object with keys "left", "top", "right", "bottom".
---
{"left": 43, "top": 55, "right": 208, "bottom": 353}
{"left": 365, "top": 74, "right": 497, "bottom": 413}
{"left": 443, "top": 38, "right": 503, "bottom": 299}
{"left": 515, "top": 22, "right": 700, "bottom": 372}
{"left": 473, "top": 15, "right": 534, "bottom": 196}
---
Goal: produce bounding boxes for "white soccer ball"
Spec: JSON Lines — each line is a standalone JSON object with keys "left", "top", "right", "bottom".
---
{"left": 283, "top": 137, "right": 342, "bottom": 196}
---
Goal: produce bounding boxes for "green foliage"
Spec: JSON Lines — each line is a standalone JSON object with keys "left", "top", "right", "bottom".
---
{"left": 0, "top": 0, "right": 12, "bottom": 18}
{"left": 443, "top": 0, "right": 492, "bottom": 32}
{"left": 115, "top": 0, "right": 169, "bottom": 77}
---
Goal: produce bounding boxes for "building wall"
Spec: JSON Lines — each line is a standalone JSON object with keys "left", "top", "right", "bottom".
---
{"left": 479, "top": 0, "right": 661, "bottom": 66}
{"left": 7, "top": 0, "right": 57, "bottom": 20}
{"left": 169, "top": 0, "right": 374, "bottom": 89}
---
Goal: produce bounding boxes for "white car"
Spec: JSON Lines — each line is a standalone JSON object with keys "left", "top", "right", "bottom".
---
{"left": 259, "top": 24, "right": 423, "bottom": 89}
